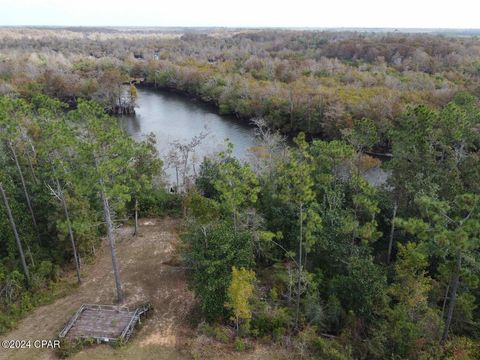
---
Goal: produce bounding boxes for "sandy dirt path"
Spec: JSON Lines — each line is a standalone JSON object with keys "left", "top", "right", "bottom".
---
{"left": 0, "top": 218, "right": 195, "bottom": 360}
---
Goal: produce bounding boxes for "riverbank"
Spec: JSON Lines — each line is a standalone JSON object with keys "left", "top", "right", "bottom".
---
{"left": 136, "top": 81, "right": 393, "bottom": 156}
{"left": 124, "top": 85, "right": 391, "bottom": 188}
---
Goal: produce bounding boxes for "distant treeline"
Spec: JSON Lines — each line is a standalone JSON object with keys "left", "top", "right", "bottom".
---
{"left": 1, "top": 28, "right": 480, "bottom": 149}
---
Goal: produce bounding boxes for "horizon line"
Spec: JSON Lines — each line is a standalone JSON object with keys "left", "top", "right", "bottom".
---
{"left": 0, "top": 25, "right": 479, "bottom": 31}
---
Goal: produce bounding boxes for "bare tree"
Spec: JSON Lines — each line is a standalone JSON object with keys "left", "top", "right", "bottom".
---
{"left": 46, "top": 179, "right": 82, "bottom": 284}
{"left": 93, "top": 153, "right": 123, "bottom": 303}
{"left": 166, "top": 148, "right": 181, "bottom": 190}
{"left": 100, "top": 183, "right": 123, "bottom": 303}
{"left": 168, "top": 131, "right": 209, "bottom": 191}
{"left": 387, "top": 202, "right": 398, "bottom": 264}
{"left": 8, "top": 141, "right": 38, "bottom": 231}
{"left": 133, "top": 198, "right": 139, "bottom": 237}
{"left": 0, "top": 182, "right": 30, "bottom": 285}
{"left": 248, "top": 118, "right": 286, "bottom": 176}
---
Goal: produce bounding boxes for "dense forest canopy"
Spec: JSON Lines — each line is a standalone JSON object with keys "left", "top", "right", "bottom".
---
{"left": 1, "top": 28, "right": 480, "bottom": 145}
{"left": 0, "top": 28, "right": 480, "bottom": 359}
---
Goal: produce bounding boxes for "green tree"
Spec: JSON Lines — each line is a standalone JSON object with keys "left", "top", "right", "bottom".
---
{"left": 225, "top": 266, "right": 256, "bottom": 333}
{"left": 276, "top": 133, "right": 320, "bottom": 330}
{"left": 385, "top": 242, "right": 441, "bottom": 358}
{"left": 0, "top": 97, "right": 39, "bottom": 234}
{"left": 342, "top": 117, "right": 378, "bottom": 153}
{"left": 0, "top": 177, "right": 30, "bottom": 285}
{"left": 214, "top": 142, "right": 260, "bottom": 232}
{"left": 129, "top": 134, "right": 162, "bottom": 236}
{"left": 71, "top": 100, "right": 138, "bottom": 302}
{"left": 34, "top": 95, "right": 83, "bottom": 283}
{"left": 183, "top": 221, "right": 254, "bottom": 321}
{"left": 388, "top": 101, "right": 480, "bottom": 210}
{"left": 397, "top": 194, "right": 480, "bottom": 344}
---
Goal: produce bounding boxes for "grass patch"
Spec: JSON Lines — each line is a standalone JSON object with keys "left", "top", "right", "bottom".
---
{"left": 0, "top": 278, "right": 77, "bottom": 335}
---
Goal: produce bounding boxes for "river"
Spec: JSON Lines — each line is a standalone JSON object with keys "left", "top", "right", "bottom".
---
{"left": 120, "top": 87, "right": 256, "bottom": 184}
{"left": 121, "top": 87, "right": 389, "bottom": 187}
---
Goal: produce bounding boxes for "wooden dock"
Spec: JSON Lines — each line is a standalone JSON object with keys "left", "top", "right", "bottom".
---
{"left": 59, "top": 304, "right": 150, "bottom": 343}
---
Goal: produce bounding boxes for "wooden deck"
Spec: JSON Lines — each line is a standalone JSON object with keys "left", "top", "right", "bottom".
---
{"left": 59, "top": 304, "right": 150, "bottom": 343}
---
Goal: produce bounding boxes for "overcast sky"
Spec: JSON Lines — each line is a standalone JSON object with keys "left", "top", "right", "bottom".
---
{"left": 0, "top": 0, "right": 478, "bottom": 29}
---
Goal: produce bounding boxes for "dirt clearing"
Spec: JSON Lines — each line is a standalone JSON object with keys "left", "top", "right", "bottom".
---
{"left": 0, "top": 218, "right": 290, "bottom": 360}
{"left": 0, "top": 218, "right": 194, "bottom": 360}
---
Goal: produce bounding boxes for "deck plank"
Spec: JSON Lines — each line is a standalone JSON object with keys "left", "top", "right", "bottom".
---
{"left": 60, "top": 304, "right": 140, "bottom": 342}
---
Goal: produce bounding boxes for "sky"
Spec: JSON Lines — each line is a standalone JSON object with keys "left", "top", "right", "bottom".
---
{"left": 0, "top": 0, "right": 478, "bottom": 29}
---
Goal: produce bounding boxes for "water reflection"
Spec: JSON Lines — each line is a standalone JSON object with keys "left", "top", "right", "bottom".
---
{"left": 120, "top": 88, "right": 256, "bottom": 184}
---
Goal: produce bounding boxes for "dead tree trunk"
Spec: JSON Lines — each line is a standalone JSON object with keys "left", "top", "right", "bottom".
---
{"left": 94, "top": 152, "right": 123, "bottom": 303}
{"left": 441, "top": 278, "right": 451, "bottom": 319}
{"left": 9, "top": 142, "right": 38, "bottom": 231}
{"left": 100, "top": 184, "right": 124, "bottom": 303}
{"left": 0, "top": 182, "right": 30, "bottom": 285}
{"left": 295, "top": 203, "right": 303, "bottom": 331}
{"left": 175, "top": 166, "right": 179, "bottom": 190}
{"left": 441, "top": 253, "right": 462, "bottom": 344}
{"left": 26, "top": 152, "right": 39, "bottom": 185}
{"left": 57, "top": 179, "right": 81, "bottom": 284}
{"left": 26, "top": 246, "right": 35, "bottom": 267}
{"left": 133, "top": 198, "right": 139, "bottom": 236}
{"left": 387, "top": 202, "right": 398, "bottom": 264}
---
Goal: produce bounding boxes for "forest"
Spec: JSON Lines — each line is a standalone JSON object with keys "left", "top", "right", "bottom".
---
{"left": 0, "top": 27, "right": 480, "bottom": 359}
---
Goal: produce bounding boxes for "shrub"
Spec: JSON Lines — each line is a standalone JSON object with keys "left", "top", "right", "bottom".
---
{"left": 442, "top": 337, "right": 480, "bottom": 360}
{"left": 198, "top": 322, "right": 230, "bottom": 343}
{"left": 138, "top": 188, "right": 181, "bottom": 217}
{"left": 296, "top": 326, "right": 351, "bottom": 360}
{"left": 250, "top": 306, "right": 292, "bottom": 339}
{"left": 234, "top": 337, "right": 246, "bottom": 352}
